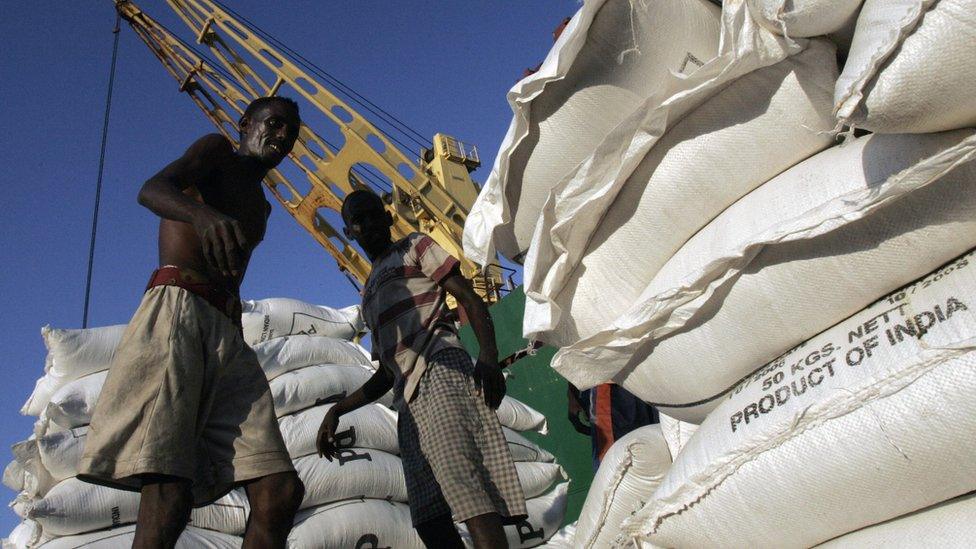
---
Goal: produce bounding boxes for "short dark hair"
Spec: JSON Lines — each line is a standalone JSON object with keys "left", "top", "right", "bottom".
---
{"left": 341, "top": 189, "right": 384, "bottom": 220}
{"left": 242, "top": 96, "right": 300, "bottom": 122}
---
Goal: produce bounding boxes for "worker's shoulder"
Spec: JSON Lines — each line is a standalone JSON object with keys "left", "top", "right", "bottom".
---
{"left": 184, "top": 133, "right": 234, "bottom": 158}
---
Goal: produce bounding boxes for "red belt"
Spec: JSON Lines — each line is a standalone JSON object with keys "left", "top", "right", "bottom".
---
{"left": 146, "top": 266, "right": 242, "bottom": 325}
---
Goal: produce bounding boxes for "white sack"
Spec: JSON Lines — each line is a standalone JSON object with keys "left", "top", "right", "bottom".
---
{"left": 746, "top": 0, "right": 863, "bottom": 37}
{"left": 293, "top": 451, "right": 407, "bottom": 509}
{"left": 658, "top": 413, "right": 698, "bottom": 458}
{"left": 523, "top": 17, "right": 838, "bottom": 347}
{"left": 271, "top": 363, "right": 392, "bottom": 416}
{"left": 504, "top": 428, "right": 557, "bottom": 463}
{"left": 576, "top": 425, "right": 672, "bottom": 549}
{"left": 463, "top": 0, "right": 723, "bottom": 264}
{"left": 12, "top": 441, "right": 54, "bottom": 499}
{"left": 834, "top": 0, "right": 976, "bottom": 133}
{"left": 254, "top": 334, "right": 371, "bottom": 380}
{"left": 461, "top": 483, "right": 570, "bottom": 549}
{"left": 3, "top": 520, "right": 42, "bottom": 549}
{"left": 626, "top": 250, "right": 976, "bottom": 547}
{"left": 497, "top": 395, "right": 548, "bottom": 434}
{"left": 241, "top": 298, "right": 364, "bottom": 345}
{"left": 36, "top": 428, "right": 85, "bottom": 483}
{"left": 21, "top": 325, "right": 125, "bottom": 417}
{"left": 554, "top": 129, "right": 976, "bottom": 422}
{"left": 3, "top": 460, "right": 27, "bottom": 493}
{"left": 279, "top": 404, "right": 399, "bottom": 458}
{"left": 288, "top": 499, "right": 422, "bottom": 549}
{"left": 43, "top": 371, "right": 105, "bottom": 430}
{"left": 26, "top": 478, "right": 248, "bottom": 536}
{"left": 540, "top": 522, "right": 577, "bottom": 548}
{"left": 44, "top": 362, "right": 388, "bottom": 429}
{"left": 515, "top": 462, "right": 565, "bottom": 499}
{"left": 37, "top": 525, "right": 241, "bottom": 549}
{"left": 816, "top": 492, "right": 976, "bottom": 548}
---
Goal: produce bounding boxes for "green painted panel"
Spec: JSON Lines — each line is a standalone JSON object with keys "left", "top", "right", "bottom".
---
{"left": 459, "top": 288, "right": 594, "bottom": 525}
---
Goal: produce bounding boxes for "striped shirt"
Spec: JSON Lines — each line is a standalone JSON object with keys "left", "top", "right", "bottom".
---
{"left": 362, "top": 233, "right": 464, "bottom": 402}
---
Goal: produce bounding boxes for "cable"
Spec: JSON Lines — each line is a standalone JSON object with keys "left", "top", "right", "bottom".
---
{"left": 83, "top": 13, "right": 122, "bottom": 328}
{"left": 212, "top": 0, "right": 433, "bottom": 152}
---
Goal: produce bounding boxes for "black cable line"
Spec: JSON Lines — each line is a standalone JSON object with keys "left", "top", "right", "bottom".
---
{"left": 212, "top": 0, "right": 433, "bottom": 152}
{"left": 83, "top": 13, "right": 123, "bottom": 328}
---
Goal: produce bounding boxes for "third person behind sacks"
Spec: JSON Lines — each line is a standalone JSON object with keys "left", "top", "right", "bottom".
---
{"left": 316, "top": 190, "right": 527, "bottom": 549}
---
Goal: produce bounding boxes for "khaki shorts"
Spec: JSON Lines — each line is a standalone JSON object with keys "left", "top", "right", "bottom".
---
{"left": 78, "top": 285, "right": 294, "bottom": 505}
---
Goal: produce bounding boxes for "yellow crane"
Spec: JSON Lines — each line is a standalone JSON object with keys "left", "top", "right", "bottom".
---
{"left": 113, "top": 0, "right": 506, "bottom": 301}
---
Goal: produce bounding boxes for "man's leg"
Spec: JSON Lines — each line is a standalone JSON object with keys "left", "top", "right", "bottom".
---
{"left": 242, "top": 471, "right": 305, "bottom": 549}
{"left": 133, "top": 475, "right": 193, "bottom": 549}
{"left": 464, "top": 512, "right": 507, "bottom": 549}
{"left": 416, "top": 514, "right": 464, "bottom": 549}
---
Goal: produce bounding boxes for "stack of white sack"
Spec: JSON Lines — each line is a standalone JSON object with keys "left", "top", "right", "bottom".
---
{"left": 19, "top": 298, "right": 367, "bottom": 419}
{"left": 463, "top": 0, "right": 723, "bottom": 265}
{"left": 7, "top": 296, "right": 564, "bottom": 547}
{"left": 621, "top": 250, "right": 976, "bottom": 547}
{"left": 550, "top": 128, "right": 976, "bottom": 423}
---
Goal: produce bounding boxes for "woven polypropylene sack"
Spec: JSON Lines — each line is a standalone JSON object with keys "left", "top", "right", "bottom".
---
{"left": 658, "top": 413, "right": 699, "bottom": 457}
{"left": 575, "top": 425, "right": 672, "bottom": 548}
{"left": 278, "top": 404, "right": 399, "bottom": 458}
{"left": 816, "top": 492, "right": 976, "bottom": 548}
{"left": 834, "top": 0, "right": 976, "bottom": 133}
{"left": 25, "top": 478, "right": 248, "bottom": 536}
{"left": 293, "top": 451, "right": 408, "bottom": 509}
{"left": 21, "top": 325, "right": 125, "bottom": 417}
{"left": 522, "top": 9, "right": 838, "bottom": 347}
{"left": 241, "top": 298, "right": 364, "bottom": 345}
{"left": 253, "top": 334, "right": 371, "bottom": 380}
{"left": 463, "top": 0, "right": 722, "bottom": 264}
{"left": 36, "top": 525, "right": 241, "bottom": 549}
{"left": 270, "top": 363, "right": 392, "bottom": 416}
{"left": 552, "top": 130, "right": 976, "bottom": 422}
{"left": 625, "top": 251, "right": 976, "bottom": 547}
{"left": 497, "top": 395, "right": 549, "bottom": 434}
{"left": 44, "top": 371, "right": 106, "bottom": 430}
{"left": 288, "top": 499, "right": 422, "bottom": 549}
{"left": 460, "top": 483, "right": 570, "bottom": 549}
{"left": 746, "top": 0, "right": 863, "bottom": 37}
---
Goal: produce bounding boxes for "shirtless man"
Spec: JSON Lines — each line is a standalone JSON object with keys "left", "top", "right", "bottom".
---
{"left": 78, "top": 97, "right": 304, "bottom": 549}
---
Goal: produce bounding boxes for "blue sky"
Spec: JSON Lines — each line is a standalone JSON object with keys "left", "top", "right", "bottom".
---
{"left": 0, "top": 0, "right": 578, "bottom": 535}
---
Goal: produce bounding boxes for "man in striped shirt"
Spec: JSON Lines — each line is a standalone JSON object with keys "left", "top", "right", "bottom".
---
{"left": 317, "top": 190, "right": 527, "bottom": 549}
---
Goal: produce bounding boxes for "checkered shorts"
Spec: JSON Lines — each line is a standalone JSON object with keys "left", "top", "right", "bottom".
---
{"left": 397, "top": 347, "right": 528, "bottom": 526}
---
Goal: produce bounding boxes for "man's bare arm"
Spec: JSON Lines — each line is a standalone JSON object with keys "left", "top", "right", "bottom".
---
{"left": 316, "top": 366, "right": 395, "bottom": 460}
{"left": 138, "top": 134, "right": 249, "bottom": 277}
{"left": 442, "top": 270, "right": 505, "bottom": 409}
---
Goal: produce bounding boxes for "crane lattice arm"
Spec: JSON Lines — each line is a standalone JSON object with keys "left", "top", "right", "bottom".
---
{"left": 113, "top": 0, "right": 505, "bottom": 301}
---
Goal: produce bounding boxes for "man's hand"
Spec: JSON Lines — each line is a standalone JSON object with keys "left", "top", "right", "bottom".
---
{"left": 315, "top": 407, "right": 341, "bottom": 461}
{"left": 473, "top": 358, "right": 506, "bottom": 410}
{"left": 192, "top": 210, "right": 249, "bottom": 278}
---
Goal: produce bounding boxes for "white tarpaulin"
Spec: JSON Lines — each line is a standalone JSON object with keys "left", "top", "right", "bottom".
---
{"left": 463, "top": 0, "right": 723, "bottom": 265}
{"left": 521, "top": 0, "right": 836, "bottom": 348}
{"left": 626, "top": 250, "right": 976, "bottom": 547}
{"left": 553, "top": 130, "right": 976, "bottom": 421}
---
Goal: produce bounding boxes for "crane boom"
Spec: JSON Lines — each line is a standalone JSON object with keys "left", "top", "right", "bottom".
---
{"left": 113, "top": 0, "right": 505, "bottom": 300}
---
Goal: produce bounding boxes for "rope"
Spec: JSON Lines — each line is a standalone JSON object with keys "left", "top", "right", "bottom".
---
{"left": 83, "top": 12, "right": 123, "bottom": 328}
